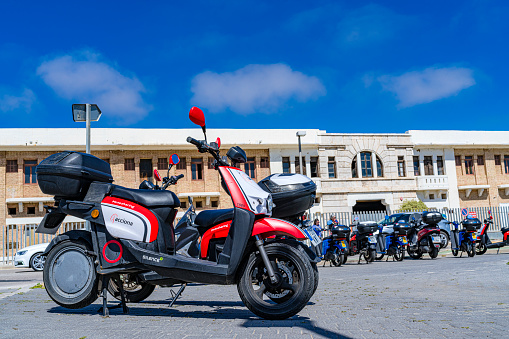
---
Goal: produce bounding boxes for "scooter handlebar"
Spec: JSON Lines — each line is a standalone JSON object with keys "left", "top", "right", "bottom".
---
{"left": 187, "top": 136, "right": 201, "bottom": 147}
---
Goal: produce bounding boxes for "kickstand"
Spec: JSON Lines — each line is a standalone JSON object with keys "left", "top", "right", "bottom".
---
{"left": 97, "top": 275, "right": 129, "bottom": 316}
{"left": 169, "top": 283, "right": 187, "bottom": 307}
{"left": 98, "top": 275, "right": 110, "bottom": 317}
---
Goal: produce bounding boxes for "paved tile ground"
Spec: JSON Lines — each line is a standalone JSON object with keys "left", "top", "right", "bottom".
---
{"left": 0, "top": 248, "right": 508, "bottom": 339}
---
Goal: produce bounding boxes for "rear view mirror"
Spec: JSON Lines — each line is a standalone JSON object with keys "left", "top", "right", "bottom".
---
{"left": 216, "top": 137, "right": 221, "bottom": 148}
{"left": 189, "top": 107, "right": 205, "bottom": 127}
{"left": 169, "top": 153, "right": 180, "bottom": 165}
{"left": 154, "top": 169, "right": 162, "bottom": 181}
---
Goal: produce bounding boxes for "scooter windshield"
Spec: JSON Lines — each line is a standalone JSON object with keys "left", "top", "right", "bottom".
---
{"left": 227, "top": 167, "right": 272, "bottom": 216}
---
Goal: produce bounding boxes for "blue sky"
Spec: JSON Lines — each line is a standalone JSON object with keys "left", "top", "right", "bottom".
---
{"left": 1, "top": 1, "right": 508, "bottom": 132}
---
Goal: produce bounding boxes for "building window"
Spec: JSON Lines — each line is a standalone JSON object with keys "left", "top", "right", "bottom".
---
{"left": 180, "top": 201, "right": 187, "bottom": 209}
{"left": 27, "top": 207, "right": 36, "bottom": 215}
{"left": 376, "top": 156, "right": 384, "bottom": 177}
{"left": 441, "top": 193, "right": 447, "bottom": 200}
{"left": 424, "top": 156, "right": 433, "bottom": 175}
{"left": 211, "top": 200, "right": 219, "bottom": 208}
{"left": 397, "top": 156, "right": 406, "bottom": 177}
{"left": 191, "top": 158, "right": 203, "bottom": 180}
{"left": 24, "top": 160, "right": 37, "bottom": 184}
{"left": 177, "top": 158, "right": 187, "bottom": 170}
{"left": 477, "top": 155, "right": 484, "bottom": 166}
{"left": 455, "top": 155, "right": 461, "bottom": 166}
{"left": 208, "top": 157, "right": 215, "bottom": 169}
{"left": 195, "top": 200, "right": 203, "bottom": 208}
{"left": 282, "top": 157, "right": 290, "bottom": 173}
{"left": 351, "top": 157, "right": 358, "bottom": 178}
{"left": 360, "top": 152, "right": 372, "bottom": 178}
{"left": 328, "top": 157, "right": 336, "bottom": 178}
{"left": 505, "top": 156, "right": 509, "bottom": 174}
{"left": 157, "top": 158, "right": 168, "bottom": 170}
{"left": 465, "top": 156, "right": 474, "bottom": 175}
{"left": 437, "top": 156, "right": 444, "bottom": 175}
{"left": 139, "top": 159, "right": 153, "bottom": 179}
{"left": 310, "top": 157, "right": 319, "bottom": 178}
{"left": 260, "top": 157, "right": 269, "bottom": 169}
{"left": 413, "top": 156, "right": 420, "bottom": 176}
{"left": 495, "top": 155, "right": 501, "bottom": 166}
{"left": 244, "top": 157, "right": 256, "bottom": 178}
{"left": 6, "top": 160, "right": 18, "bottom": 173}
{"left": 295, "top": 157, "right": 306, "bottom": 176}
{"left": 8, "top": 207, "right": 16, "bottom": 215}
{"left": 429, "top": 194, "right": 435, "bottom": 200}
{"left": 124, "top": 158, "right": 135, "bottom": 171}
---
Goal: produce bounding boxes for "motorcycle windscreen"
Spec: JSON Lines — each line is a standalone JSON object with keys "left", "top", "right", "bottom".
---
{"left": 101, "top": 196, "right": 159, "bottom": 242}
{"left": 226, "top": 167, "right": 272, "bottom": 215}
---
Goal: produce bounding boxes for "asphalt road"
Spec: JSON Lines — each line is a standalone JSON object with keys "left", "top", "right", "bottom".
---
{"left": 0, "top": 248, "right": 508, "bottom": 339}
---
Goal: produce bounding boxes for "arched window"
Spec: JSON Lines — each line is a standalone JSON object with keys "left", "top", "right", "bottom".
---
{"left": 351, "top": 152, "right": 384, "bottom": 178}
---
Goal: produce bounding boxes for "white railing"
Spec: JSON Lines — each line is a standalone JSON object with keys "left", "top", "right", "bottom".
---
{"left": 416, "top": 175, "right": 449, "bottom": 189}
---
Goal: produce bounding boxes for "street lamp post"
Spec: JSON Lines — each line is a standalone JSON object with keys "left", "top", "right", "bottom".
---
{"left": 296, "top": 131, "right": 306, "bottom": 175}
{"left": 72, "top": 104, "right": 102, "bottom": 231}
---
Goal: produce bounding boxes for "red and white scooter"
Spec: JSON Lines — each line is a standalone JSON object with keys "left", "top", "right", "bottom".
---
{"left": 36, "top": 107, "right": 319, "bottom": 320}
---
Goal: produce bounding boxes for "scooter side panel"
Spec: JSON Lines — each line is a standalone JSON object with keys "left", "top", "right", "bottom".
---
{"left": 101, "top": 196, "right": 159, "bottom": 243}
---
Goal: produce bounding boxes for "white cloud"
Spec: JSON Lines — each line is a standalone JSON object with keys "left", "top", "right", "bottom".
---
{"left": 37, "top": 52, "right": 151, "bottom": 124}
{"left": 377, "top": 66, "right": 476, "bottom": 107}
{"left": 0, "top": 88, "right": 35, "bottom": 113}
{"left": 190, "top": 63, "right": 326, "bottom": 115}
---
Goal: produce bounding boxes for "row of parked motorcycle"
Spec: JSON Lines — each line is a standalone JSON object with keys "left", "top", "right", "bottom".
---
{"left": 316, "top": 211, "right": 509, "bottom": 267}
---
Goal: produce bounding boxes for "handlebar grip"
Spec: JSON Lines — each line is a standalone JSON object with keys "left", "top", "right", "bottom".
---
{"left": 186, "top": 136, "right": 201, "bottom": 146}
{"left": 176, "top": 174, "right": 185, "bottom": 179}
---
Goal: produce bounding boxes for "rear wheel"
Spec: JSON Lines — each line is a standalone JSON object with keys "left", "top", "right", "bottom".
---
{"left": 331, "top": 248, "right": 342, "bottom": 267}
{"left": 429, "top": 246, "right": 439, "bottom": 259}
{"left": 366, "top": 249, "right": 376, "bottom": 263}
{"left": 452, "top": 249, "right": 458, "bottom": 256}
{"left": 43, "top": 240, "right": 99, "bottom": 309}
{"left": 107, "top": 275, "right": 155, "bottom": 303}
{"left": 394, "top": 245, "right": 404, "bottom": 261}
{"left": 475, "top": 243, "right": 487, "bottom": 255}
{"left": 466, "top": 242, "right": 475, "bottom": 257}
{"left": 407, "top": 247, "right": 422, "bottom": 259}
{"left": 237, "top": 242, "right": 315, "bottom": 320}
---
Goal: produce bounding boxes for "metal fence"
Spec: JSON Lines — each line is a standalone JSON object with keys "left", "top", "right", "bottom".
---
{"left": 2, "top": 206, "right": 507, "bottom": 265}
{"left": 1, "top": 222, "right": 86, "bottom": 265}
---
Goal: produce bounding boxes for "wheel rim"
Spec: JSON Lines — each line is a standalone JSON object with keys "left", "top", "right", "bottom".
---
{"left": 48, "top": 246, "right": 94, "bottom": 297}
{"left": 32, "top": 254, "right": 45, "bottom": 270}
{"left": 439, "top": 233, "right": 448, "bottom": 248}
{"left": 248, "top": 254, "right": 302, "bottom": 306}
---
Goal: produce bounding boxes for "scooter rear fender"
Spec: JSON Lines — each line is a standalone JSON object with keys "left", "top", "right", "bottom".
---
{"left": 42, "top": 230, "right": 94, "bottom": 256}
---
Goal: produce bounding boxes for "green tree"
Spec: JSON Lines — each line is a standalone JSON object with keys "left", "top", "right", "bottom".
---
{"left": 399, "top": 199, "right": 428, "bottom": 212}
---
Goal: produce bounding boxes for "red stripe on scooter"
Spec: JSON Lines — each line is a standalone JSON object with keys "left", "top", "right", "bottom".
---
{"left": 102, "top": 196, "right": 159, "bottom": 242}
{"left": 219, "top": 167, "right": 250, "bottom": 211}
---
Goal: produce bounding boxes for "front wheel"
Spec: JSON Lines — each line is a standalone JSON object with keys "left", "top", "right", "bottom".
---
{"left": 30, "top": 252, "right": 46, "bottom": 271}
{"left": 237, "top": 242, "right": 315, "bottom": 320}
{"left": 107, "top": 275, "right": 155, "bottom": 303}
{"left": 452, "top": 249, "right": 458, "bottom": 256}
{"left": 375, "top": 252, "right": 385, "bottom": 260}
{"left": 394, "top": 245, "right": 404, "bottom": 261}
{"left": 429, "top": 246, "right": 439, "bottom": 259}
{"left": 43, "top": 240, "right": 99, "bottom": 309}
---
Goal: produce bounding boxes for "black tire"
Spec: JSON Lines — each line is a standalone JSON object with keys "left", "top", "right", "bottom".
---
{"left": 466, "top": 243, "right": 475, "bottom": 257}
{"left": 237, "top": 242, "right": 315, "bottom": 320}
{"left": 107, "top": 275, "right": 155, "bottom": 303}
{"left": 475, "top": 243, "right": 487, "bottom": 255}
{"left": 394, "top": 245, "right": 404, "bottom": 261}
{"left": 452, "top": 249, "right": 458, "bottom": 256}
{"left": 375, "top": 252, "right": 385, "bottom": 260}
{"left": 43, "top": 240, "right": 99, "bottom": 309}
{"left": 342, "top": 253, "right": 348, "bottom": 264}
{"left": 429, "top": 246, "right": 439, "bottom": 259}
{"left": 408, "top": 248, "right": 422, "bottom": 259}
{"left": 439, "top": 231, "right": 449, "bottom": 249}
{"left": 366, "top": 249, "right": 376, "bottom": 263}
{"left": 331, "top": 248, "right": 342, "bottom": 267}
{"left": 30, "top": 252, "right": 45, "bottom": 272}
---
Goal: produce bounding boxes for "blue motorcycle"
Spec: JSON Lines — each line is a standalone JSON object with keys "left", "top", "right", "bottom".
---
{"left": 322, "top": 225, "right": 350, "bottom": 266}
{"left": 375, "top": 219, "right": 410, "bottom": 261}
{"left": 450, "top": 218, "right": 480, "bottom": 257}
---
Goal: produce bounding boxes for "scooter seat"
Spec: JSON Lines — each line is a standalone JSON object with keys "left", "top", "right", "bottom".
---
{"left": 195, "top": 208, "right": 234, "bottom": 230}
{"left": 501, "top": 227, "right": 509, "bottom": 234}
{"left": 110, "top": 185, "right": 180, "bottom": 208}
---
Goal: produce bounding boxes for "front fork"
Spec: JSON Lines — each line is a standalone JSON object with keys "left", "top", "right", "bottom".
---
{"left": 254, "top": 235, "right": 278, "bottom": 284}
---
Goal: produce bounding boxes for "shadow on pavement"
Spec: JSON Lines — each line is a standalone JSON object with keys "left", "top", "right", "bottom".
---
{"left": 48, "top": 299, "right": 350, "bottom": 338}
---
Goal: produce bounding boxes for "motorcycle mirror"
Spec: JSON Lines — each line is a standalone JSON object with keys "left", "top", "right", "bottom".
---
{"left": 216, "top": 137, "right": 221, "bottom": 148}
{"left": 169, "top": 153, "right": 180, "bottom": 165}
{"left": 189, "top": 106, "right": 207, "bottom": 140}
{"left": 188, "top": 196, "right": 194, "bottom": 204}
{"left": 154, "top": 169, "right": 162, "bottom": 182}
